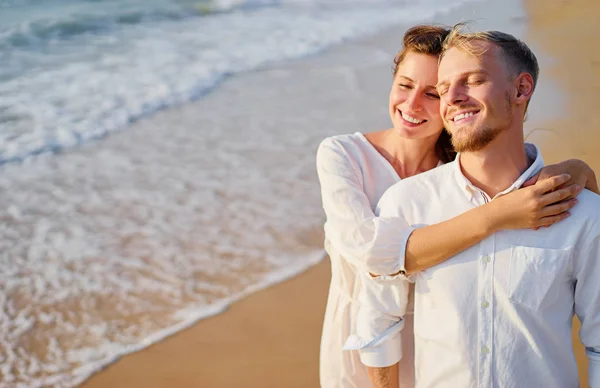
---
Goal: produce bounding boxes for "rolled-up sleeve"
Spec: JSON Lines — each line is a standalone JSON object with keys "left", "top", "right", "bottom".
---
{"left": 573, "top": 224, "right": 600, "bottom": 387}
{"left": 587, "top": 347, "right": 600, "bottom": 386}
{"left": 344, "top": 271, "right": 409, "bottom": 367}
{"left": 316, "top": 138, "right": 414, "bottom": 275}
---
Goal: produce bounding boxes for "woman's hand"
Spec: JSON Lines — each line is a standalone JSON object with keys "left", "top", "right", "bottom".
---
{"left": 524, "top": 159, "right": 599, "bottom": 195}
{"left": 488, "top": 174, "right": 579, "bottom": 232}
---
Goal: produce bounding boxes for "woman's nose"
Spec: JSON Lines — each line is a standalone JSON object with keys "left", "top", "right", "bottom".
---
{"left": 405, "top": 91, "right": 423, "bottom": 112}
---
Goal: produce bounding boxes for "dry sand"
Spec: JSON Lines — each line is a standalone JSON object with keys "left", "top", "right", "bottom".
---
{"left": 525, "top": 0, "right": 600, "bottom": 385}
{"left": 80, "top": 0, "right": 600, "bottom": 387}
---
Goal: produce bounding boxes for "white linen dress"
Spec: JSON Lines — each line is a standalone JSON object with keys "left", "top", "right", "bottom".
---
{"left": 316, "top": 132, "right": 417, "bottom": 388}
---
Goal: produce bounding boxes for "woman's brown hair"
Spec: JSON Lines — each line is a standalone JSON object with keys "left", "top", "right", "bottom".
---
{"left": 393, "top": 25, "right": 456, "bottom": 163}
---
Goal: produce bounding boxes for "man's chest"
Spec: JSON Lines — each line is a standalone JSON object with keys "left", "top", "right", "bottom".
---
{"left": 399, "top": 194, "right": 575, "bottom": 312}
{"left": 416, "top": 232, "right": 573, "bottom": 309}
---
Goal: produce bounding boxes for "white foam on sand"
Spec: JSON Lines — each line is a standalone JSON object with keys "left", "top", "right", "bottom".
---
{"left": 0, "top": 0, "right": 474, "bottom": 165}
{"left": 0, "top": 0, "right": 568, "bottom": 386}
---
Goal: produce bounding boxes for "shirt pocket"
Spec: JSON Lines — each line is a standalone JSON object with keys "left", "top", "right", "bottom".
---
{"left": 509, "top": 245, "right": 572, "bottom": 311}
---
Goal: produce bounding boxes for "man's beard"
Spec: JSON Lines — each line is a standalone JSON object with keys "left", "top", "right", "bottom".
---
{"left": 450, "top": 92, "right": 512, "bottom": 153}
{"left": 451, "top": 124, "right": 503, "bottom": 152}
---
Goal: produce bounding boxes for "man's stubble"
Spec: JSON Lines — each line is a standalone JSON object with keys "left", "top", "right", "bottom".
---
{"left": 449, "top": 92, "right": 513, "bottom": 153}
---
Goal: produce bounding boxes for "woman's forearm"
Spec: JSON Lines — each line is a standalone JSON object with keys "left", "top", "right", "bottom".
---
{"left": 404, "top": 204, "right": 497, "bottom": 274}
{"left": 404, "top": 171, "right": 581, "bottom": 274}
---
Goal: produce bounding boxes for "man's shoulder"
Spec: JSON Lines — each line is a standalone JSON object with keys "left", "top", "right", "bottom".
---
{"left": 379, "top": 161, "right": 456, "bottom": 206}
{"left": 572, "top": 189, "right": 600, "bottom": 223}
{"left": 393, "top": 161, "right": 455, "bottom": 191}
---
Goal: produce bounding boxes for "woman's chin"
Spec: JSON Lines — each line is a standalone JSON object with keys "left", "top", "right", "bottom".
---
{"left": 392, "top": 126, "right": 442, "bottom": 142}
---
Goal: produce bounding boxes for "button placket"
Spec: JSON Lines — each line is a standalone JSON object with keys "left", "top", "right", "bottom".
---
{"left": 478, "top": 234, "right": 495, "bottom": 386}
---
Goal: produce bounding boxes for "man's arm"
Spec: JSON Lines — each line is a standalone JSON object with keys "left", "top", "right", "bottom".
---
{"left": 573, "top": 221, "right": 600, "bottom": 387}
{"left": 361, "top": 188, "right": 409, "bottom": 388}
{"left": 340, "top": 186, "right": 407, "bottom": 387}
{"left": 368, "top": 363, "right": 399, "bottom": 388}
{"left": 343, "top": 271, "right": 407, "bottom": 387}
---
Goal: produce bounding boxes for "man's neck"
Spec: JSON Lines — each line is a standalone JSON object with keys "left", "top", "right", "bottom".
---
{"left": 459, "top": 130, "right": 530, "bottom": 198}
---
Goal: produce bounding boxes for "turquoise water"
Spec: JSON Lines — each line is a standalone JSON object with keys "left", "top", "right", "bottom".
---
{"left": 0, "top": 1, "right": 483, "bottom": 386}
{"left": 0, "top": 0, "right": 464, "bottom": 165}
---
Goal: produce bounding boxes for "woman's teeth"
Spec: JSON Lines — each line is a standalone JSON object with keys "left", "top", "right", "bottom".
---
{"left": 401, "top": 112, "right": 424, "bottom": 124}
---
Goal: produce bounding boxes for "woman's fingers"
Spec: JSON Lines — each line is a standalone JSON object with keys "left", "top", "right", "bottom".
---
{"left": 539, "top": 184, "right": 581, "bottom": 206}
{"left": 540, "top": 198, "right": 578, "bottom": 218}
{"left": 533, "top": 173, "right": 571, "bottom": 194}
{"left": 536, "top": 211, "right": 572, "bottom": 228}
{"left": 522, "top": 171, "right": 540, "bottom": 188}
{"left": 530, "top": 191, "right": 579, "bottom": 230}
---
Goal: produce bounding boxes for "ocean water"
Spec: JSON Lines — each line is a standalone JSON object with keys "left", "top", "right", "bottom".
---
{"left": 0, "top": 0, "right": 482, "bottom": 386}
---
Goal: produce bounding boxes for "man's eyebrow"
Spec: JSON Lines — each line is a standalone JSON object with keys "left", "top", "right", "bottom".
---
{"left": 436, "top": 80, "right": 449, "bottom": 90}
{"left": 436, "top": 70, "right": 489, "bottom": 89}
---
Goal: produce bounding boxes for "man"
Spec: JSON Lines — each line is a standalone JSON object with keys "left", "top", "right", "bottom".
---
{"left": 347, "top": 26, "right": 600, "bottom": 387}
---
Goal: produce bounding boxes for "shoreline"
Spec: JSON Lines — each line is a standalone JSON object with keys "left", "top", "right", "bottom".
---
{"left": 80, "top": 259, "right": 332, "bottom": 388}
{"left": 79, "top": 0, "right": 599, "bottom": 387}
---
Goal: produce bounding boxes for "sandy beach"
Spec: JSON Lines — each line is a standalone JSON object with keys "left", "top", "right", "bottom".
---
{"left": 79, "top": 0, "right": 600, "bottom": 387}
{"left": 525, "top": 0, "right": 600, "bottom": 385}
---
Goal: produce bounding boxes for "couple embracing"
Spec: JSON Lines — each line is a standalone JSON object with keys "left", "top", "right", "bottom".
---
{"left": 317, "top": 23, "right": 600, "bottom": 388}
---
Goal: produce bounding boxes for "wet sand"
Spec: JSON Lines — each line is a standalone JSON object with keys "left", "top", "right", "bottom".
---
{"left": 80, "top": 258, "right": 331, "bottom": 388}
{"left": 80, "top": 0, "right": 600, "bottom": 387}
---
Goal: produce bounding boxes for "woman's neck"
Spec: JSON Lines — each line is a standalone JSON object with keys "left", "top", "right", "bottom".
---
{"left": 365, "top": 128, "right": 440, "bottom": 179}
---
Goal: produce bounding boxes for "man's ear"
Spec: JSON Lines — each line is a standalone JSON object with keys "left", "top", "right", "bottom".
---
{"left": 515, "top": 72, "right": 534, "bottom": 103}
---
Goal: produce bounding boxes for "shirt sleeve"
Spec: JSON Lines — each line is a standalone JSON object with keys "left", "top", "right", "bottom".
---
{"left": 343, "top": 271, "right": 409, "bottom": 367}
{"left": 572, "top": 220, "right": 600, "bottom": 387}
{"left": 343, "top": 184, "right": 412, "bottom": 367}
{"left": 316, "top": 137, "right": 414, "bottom": 275}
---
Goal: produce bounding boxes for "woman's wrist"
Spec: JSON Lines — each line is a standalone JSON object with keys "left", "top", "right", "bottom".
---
{"left": 479, "top": 201, "right": 504, "bottom": 235}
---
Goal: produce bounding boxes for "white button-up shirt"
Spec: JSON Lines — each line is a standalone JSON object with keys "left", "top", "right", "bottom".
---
{"left": 348, "top": 148, "right": 600, "bottom": 388}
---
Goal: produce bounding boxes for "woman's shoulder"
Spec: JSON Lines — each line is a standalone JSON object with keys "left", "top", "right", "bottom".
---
{"left": 317, "top": 132, "right": 377, "bottom": 177}
{"left": 317, "top": 132, "right": 370, "bottom": 162}
{"left": 319, "top": 132, "right": 365, "bottom": 150}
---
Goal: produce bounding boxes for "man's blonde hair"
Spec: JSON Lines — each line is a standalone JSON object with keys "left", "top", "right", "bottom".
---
{"left": 441, "top": 23, "right": 540, "bottom": 114}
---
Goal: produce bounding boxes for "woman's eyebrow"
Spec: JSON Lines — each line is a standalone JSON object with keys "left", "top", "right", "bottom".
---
{"left": 397, "top": 75, "right": 437, "bottom": 89}
{"left": 396, "top": 75, "right": 414, "bottom": 83}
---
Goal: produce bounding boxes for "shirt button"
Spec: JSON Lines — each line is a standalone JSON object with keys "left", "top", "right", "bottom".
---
{"left": 481, "top": 301, "right": 489, "bottom": 308}
{"left": 482, "top": 346, "right": 490, "bottom": 354}
{"left": 482, "top": 256, "right": 491, "bottom": 263}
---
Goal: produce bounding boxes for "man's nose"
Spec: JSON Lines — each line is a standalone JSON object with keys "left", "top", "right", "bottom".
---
{"left": 444, "top": 85, "right": 467, "bottom": 105}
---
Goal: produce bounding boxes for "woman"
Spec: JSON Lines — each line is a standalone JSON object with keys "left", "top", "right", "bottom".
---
{"left": 316, "top": 25, "right": 598, "bottom": 388}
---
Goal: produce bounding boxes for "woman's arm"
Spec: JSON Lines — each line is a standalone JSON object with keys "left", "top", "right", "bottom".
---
{"left": 318, "top": 138, "right": 591, "bottom": 276}
{"left": 317, "top": 137, "right": 413, "bottom": 275}
{"left": 524, "top": 158, "right": 599, "bottom": 194}
{"left": 402, "top": 174, "right": 577, "bottom": 274}
{"left": 401, "top": 159, "right": 597, "bottom": 275}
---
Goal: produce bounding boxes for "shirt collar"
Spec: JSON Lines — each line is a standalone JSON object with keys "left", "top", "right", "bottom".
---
{"left": 452, "top": 143, "right": 545, "bottom": 202}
